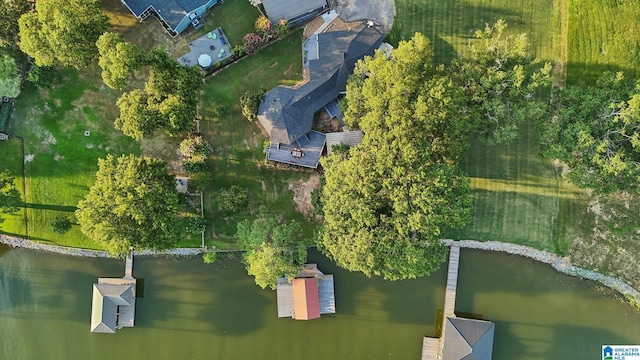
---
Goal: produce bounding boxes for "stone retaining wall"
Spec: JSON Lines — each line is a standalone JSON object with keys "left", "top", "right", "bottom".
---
{"left": 2, "top": 234, "right": 638, "bottom": 305}
{"left": 445, "top": 239, "right": 640, "bottom": 305}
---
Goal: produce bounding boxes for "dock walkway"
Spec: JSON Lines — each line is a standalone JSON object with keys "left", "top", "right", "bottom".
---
{"left": 421, "top": 245, "right": 461, "bottom": 360}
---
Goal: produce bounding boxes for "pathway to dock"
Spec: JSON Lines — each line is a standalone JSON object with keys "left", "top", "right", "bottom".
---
{"left": 124, "top": 251, "right": 134, "bottom": 280}
{"left": 421, "top": 244, "right": 460, "bottom": 360}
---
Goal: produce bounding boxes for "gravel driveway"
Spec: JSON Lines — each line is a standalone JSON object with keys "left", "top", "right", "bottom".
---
{"left": 333, "top": 0, "right": 395, "bottom": 34}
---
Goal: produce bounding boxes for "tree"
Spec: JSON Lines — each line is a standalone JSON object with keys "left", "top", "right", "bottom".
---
{"left": 0, "top": 0, "right": 31, "bottom": 47}
{"left": 236, "top": 209, "right": 307, "bottom": 289}
{"left": 76, "top": 154, "right": 181, "bottom": 257}
{"left": 0, "top": 51, "right": 21, "bottom": 98}
{"left": 115, "top": 47, "right": 203, "bottom": 139}
{"left": 450, "top": 19, "right": 552, "bottom": 144}
{"left": 320, "top": 34, "right": 473, "bottom": 280}
{"left": 96, "top": 32, "right": 145, "bottom": 90}
{"left": 0, "top": 167, "right": 21, "bottom": 224}
{"left": 18, "top": 0, "right": 108, "bottom": 69}
{"left": 239, "top": 90, "right": 264, "bottom": 121}
{"left": 539, "top": 72, "right": 640, "bottom": 194}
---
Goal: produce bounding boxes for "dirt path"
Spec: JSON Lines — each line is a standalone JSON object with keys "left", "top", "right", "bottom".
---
{"left": 289, "top": 174, "right": 321, "bottom": 217}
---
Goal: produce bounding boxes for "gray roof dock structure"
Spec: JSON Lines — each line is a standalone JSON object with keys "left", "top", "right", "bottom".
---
{"left": 257, "top": 21, "right": 383, "bottom": 168}
{"left": 121, "top": 0, "right": 218, "bottom": 36}
{"left": 262, "top": 0, "right": 328, "bottom": 28}
{"left": 90, "top": 252, "right": 137, "bottom": 333}
{"left": 422, "top": 245, "right": 495, "bottom": 359}
{"left": 276, "top": 264, "right": 335, "bottom": 320}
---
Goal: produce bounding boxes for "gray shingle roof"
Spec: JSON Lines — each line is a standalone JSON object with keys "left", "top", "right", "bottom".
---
{"left": 262, "top": 0, "right": 327, "bottom": 23}
{"left": 123, "top": 0, "right": 212, "bottom": 31}
{"left": 90, "top": 284, "right": 134, "bottom": 333}
{"left": 258, "top": 22, "right": 383, "bottom": 145}
{"left": 443, "top": 317, "right": 495, "bottom": 360}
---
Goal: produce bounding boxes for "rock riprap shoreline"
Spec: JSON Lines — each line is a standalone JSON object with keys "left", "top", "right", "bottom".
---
{"left": 0, "top": 234, "right": 201, "bottom": 257}
{"left": 1, "top": 234, "right": 638, "bottom": 305}
{"left": 445, "top": 239, "right": 640, "bottom": 305}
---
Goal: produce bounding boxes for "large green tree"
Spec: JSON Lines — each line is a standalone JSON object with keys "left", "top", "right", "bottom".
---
{"left": 18, "top": 0, "right": 107, "bottom": 68}
{"left": 115, "top": 47, "right": 203, "bottom": 140}
{"left": 539, "top": 72, "right": 640, "bottom": 194}
{"left": 450, "top": 19, "right": 552, "bottom": 144}
{"left": 0, "top": 51, "right": 21, "bottom": 97}
{"left": 236, "top": 209, "right": 307, "bottom": 289}
{"left": 320, "top": 34, "right": 473, "bottom": 280}
{"left": 0, "top": 167, "right": 21, "bottom": 224}
{"left": 0, "top": 0, "right": 31, "bottom": 47}
{"left": 96, "top": 32, "right": 146, "bottom": 90}
{"left": 76, "top": 154, "right": 181, "bottom": 257}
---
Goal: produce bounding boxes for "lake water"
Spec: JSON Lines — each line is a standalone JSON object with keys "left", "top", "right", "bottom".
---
{"left": 1, "top": 245, "right": 639, "bottom": 359}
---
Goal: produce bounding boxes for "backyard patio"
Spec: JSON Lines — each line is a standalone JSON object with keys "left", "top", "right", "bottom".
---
{"left": 178, "top": 28, "right": 232, "bottom": 68}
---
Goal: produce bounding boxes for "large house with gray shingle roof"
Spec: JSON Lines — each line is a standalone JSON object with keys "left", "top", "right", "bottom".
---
{"left": 257, "top": 21, "right": 383, "bottom": 168}
{"left": 122, "top": 0, "right": 218, "bottom": 36}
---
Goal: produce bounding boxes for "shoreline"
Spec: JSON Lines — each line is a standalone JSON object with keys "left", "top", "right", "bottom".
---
{"left": 2, "top": 234, "right": 639, "bottom": 305}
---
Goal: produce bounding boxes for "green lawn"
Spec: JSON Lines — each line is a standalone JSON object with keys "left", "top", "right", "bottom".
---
{"left": 7, "top": 69, "right": 139, "bottom": 249}
{"left": 198, "top": 30, "right": 316, "bottom": 250}
{"left": 389, "top": 0, "right": 566, "bottom": 64}
{"left": 446, "top": 121, "right": 592, "bottom": 254}
{"left": 566, "top": 0, "right": 640, "bottom": 84}
{"left": 0, "top": 137, "right": 27, "bottom": 236}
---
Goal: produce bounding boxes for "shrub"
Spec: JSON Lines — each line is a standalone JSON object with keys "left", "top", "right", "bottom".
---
{"left": 239, "top": 89, "right": 264, "bottom": 121}
{"left": 186, "top": 216, "right": 206, "bottom": 234}
{"left": 231, "top": 45, "right": 244, "bottom": 58}
{"left": 183, "top": 158, "right": 208, "bottom": 174}
{"left": 203, "top": 251, "right": 218, "bottom": 264}
{"left": 275, "top": 19, "right": 289, "bottom": 38}
{"left": 179, "top": 136, "right": 212, "bottom": 158}
{"left": 189, "top": 171, "right": 213, "bottom": 192}
{"left": 242, "top": 32, "right": 264, "bottom": 55}
{"left": 255, "top": 15, "right": 272, "bottom": 36}
{"left": 51, "top": 215, "right": 72, "bottom": 234}
{"left": 26, "top": 63, "right": 57, "bottom": 88}
{"left": 218, "top": 185, "right": 249, "bottom": 213}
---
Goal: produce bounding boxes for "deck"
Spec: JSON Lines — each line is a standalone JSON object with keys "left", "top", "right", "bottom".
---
{"left": 421, "top": 337, "right": 440, "bottom": 360}
{"left": 266, "top": 131, "right": 326, "bottom": 168}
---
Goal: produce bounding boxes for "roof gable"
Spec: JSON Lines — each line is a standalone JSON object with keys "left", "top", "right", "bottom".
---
{"left": 292, "top": 277, "right": 321, "bottom": 320}
{"left": 90, "top": 284, "right": 134, "bottom": 333}
{"left": 443, "top": 317, "right": 495, "bottom": 360}
{"left": 257, "top": 22, "right": 383, "bottom": 145}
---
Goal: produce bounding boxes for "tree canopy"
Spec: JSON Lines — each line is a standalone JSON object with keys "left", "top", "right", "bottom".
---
{"left": 76, "top": 154, "right": 181, "bottom": 257}
{"left": 236, "top": 208, "right": 307, "bottom": 289}
{"left": 320, "top": 34, "right": 472, "bottom": 280}
{"left": 96, "top": 32, "right": 146, "bottom": 90}
{"left": 115, "top": 47, "right": 203, "bottom": 140}
{"left": 450, "top": 19, "right": 552, "bottom": 144}
{"left": 0, "top": 51, "right": 21, "bottom": 98}
{"left": 18, "top": 0, "right": 107, "bottom": 68}
{"left": 539, "top": 72, "right": 640, "bottom": 194}
{"left": 0, "top": 0, "right": 31, "bottom": 47}
{"left": 0, "top": 167, "right": 21, "bottom": 224}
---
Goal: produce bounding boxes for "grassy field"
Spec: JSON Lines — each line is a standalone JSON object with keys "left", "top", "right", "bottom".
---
{"left": 0, "top": 137, "right": 27, "bottom": 236}
{"left": 388, "top": 0, "right": 566, "bottom": 64}
{"left": 7, "top": 69, "right": 139, "bottom": 248}
{"left": 566, "top": 0, "right": 640, "bottom": 84}
{"left": 391, "top": 0, "right": 640, "bottom": 277}
{"left": 199, "top": 30, "right": 316, "bottom": 249}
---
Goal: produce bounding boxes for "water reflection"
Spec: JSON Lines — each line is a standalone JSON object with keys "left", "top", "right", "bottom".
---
{"left": 0, "top": 247, "right": 639, "bottom": 360}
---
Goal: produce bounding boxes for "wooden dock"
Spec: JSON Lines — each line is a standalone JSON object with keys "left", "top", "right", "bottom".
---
{"left": 124, "top": 252, "right": 134, "bottom": 280}
{"left": 443, "top": 245, "right": 460, "bottom": 317}
{"left": 421, "top": 245, "right": 461, "bottom": 360}
{"left": 421, "top": 337, "right": 440, "bottom": 360}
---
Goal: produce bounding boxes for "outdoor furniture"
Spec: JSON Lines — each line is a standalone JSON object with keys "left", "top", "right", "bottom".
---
{"left": 291, "top": 149, "right": 304, "bottom": 158}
